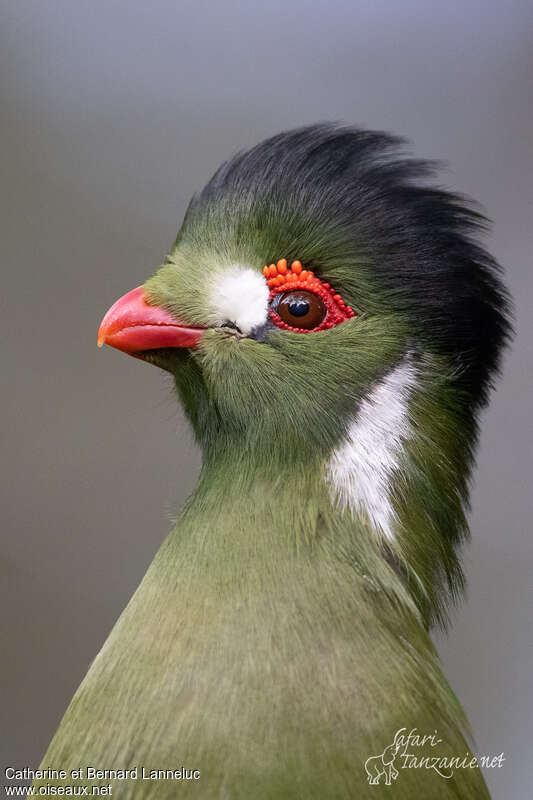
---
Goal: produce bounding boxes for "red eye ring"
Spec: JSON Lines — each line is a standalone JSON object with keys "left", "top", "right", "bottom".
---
{"left": 263, "top": 259, "right": 356, "bottom": 333}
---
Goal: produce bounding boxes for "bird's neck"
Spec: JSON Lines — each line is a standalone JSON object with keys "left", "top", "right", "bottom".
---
{"left": 176, "top": 349, "right": 474, "bottom": 626}
{"left": 160, "top": 446, "right": 415, "bottom": 621}
{"left": 109, "top": 447, "right": 472, "bottom": 759}
{"left": 38, "top": 439, "right": 480, "bottom": 795}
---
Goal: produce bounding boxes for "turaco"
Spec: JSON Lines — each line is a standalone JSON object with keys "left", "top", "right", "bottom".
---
{"left": 36, "top": 124, "right": 510, "bottom": 798}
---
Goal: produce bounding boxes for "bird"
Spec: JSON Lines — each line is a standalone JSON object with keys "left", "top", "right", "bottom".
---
{"left": 35, "top": 124, "right": 510, "bottom": 798}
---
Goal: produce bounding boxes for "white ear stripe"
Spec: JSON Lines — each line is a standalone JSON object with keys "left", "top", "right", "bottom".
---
{"left": 325, "top": 355, "right": 418, "bottom": 541}
{"left": 207, "top": 266, "right": 269, "bottom": 335}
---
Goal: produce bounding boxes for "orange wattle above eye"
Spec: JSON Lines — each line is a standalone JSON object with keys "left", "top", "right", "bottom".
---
{"left": 263, "top": 259, "right": 356, "bottom": 333}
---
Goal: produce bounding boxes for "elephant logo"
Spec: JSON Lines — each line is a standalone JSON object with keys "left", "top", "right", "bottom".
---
{"left": 364, "top": 734, "right": 402, "bottom": 786}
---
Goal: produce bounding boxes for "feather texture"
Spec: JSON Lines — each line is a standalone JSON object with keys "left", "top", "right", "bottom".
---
{"left": 325, "top": 352, "right": 418, "bottom": 540}
{"left": 34, "top": 124, "right": 511, "bottom": 798}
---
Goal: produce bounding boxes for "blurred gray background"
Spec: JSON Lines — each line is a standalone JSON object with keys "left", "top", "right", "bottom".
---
{"left": 1, "top": 1, "right": 531, "bottom": 797}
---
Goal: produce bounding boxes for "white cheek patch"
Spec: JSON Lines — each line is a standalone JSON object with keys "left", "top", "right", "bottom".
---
{"left": 325, "top": 355, "right": 418, "bottom": 541}
{"left": 206, "top": 266, "right": 269, "bottom": 335}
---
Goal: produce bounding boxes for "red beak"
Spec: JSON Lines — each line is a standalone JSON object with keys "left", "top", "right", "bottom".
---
{"left": 97, "top": 286, "right": 205, "bottom": 354}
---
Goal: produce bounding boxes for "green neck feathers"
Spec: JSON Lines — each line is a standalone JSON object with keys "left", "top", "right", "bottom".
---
{"left": 167, "top": 331, "right": 476, "bottom": 629}
{"left": 35, "top": 440, "right": 489, "bottom": 798}
{"left": 35, "top": 124, "right": 508, "bottom": 798}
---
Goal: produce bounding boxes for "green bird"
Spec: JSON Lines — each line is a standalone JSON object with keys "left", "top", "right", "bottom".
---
{"left": 35, "top": 124, "right": 510, "bottom": 798}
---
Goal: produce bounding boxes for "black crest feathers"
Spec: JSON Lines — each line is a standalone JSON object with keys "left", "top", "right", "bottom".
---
{"left": 183, "top": 123, "right": 511, "bottom": 407}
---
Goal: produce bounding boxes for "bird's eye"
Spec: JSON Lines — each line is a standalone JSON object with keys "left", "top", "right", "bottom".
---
{"left": 263, "top": 259, "right": 356, "bottom": 333}
{"left": 275, "top": 291, "right": 326, "bottom": 330}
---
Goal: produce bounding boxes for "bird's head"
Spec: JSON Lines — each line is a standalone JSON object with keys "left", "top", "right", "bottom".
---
{"left": 98, "top": 124, "right": 510, "bottom": 623}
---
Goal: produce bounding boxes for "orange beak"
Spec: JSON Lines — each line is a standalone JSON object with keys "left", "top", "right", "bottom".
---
{"left": 97, "top": 286, "right": 205, "bottom": 354}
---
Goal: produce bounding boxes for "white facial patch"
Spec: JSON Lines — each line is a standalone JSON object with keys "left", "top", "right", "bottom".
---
{"left": 206, "top": 266, "right": 269, "bottom": 336}
{"left": 324, "top": 355, "right": 418, "bottom": 541}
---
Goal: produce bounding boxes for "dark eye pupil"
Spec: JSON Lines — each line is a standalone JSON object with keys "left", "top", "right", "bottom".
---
{"left": 274, "top": 289, "right": 327, "bottom": 330}
{"left": 288, "top": 299, "right": 310, "bottom": 317}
